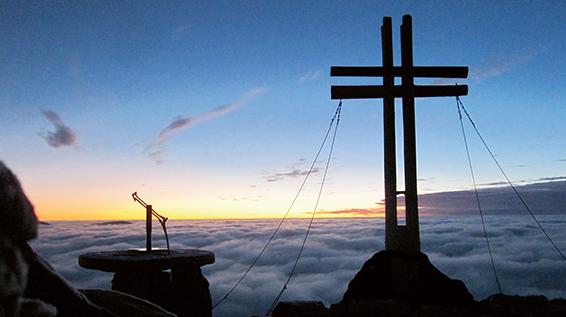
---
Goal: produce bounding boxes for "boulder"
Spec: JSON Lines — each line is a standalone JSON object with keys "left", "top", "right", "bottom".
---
{"left": 0, "top": 234, "right": 28, "bottom": 317}
{"left": 481, "top": 294, "right": 566, "bottom": 317}
{"left": 0, "top": 161, "right": 37, "bottom": 241}
{"left": 331, "top": 300, "right": 413, "bottom": 317}
{"left": 18, "top": 298, "right": 58, "bottom": 317}
{"left": 272, "top": 301, "right": 329, "bottom": 317}
{"left": 340, "top": 250, "right": 476, "bottom": 308}
{"left": 20, "top": 242, "right": 116, "bottom": 316}
{"left": 81, "top": 289, "right": 177, "bottom": 317}
{"left": 271, "top": 299, "right": 479, "bottom": 317}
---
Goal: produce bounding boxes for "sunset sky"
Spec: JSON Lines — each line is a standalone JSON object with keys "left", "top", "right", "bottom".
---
{"left": 2, "top": 1, "right": 566, "bottom": 220}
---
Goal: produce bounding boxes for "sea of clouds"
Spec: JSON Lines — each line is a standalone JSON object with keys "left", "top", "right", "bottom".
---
{"left": 31, "top": 215, "right": 566, "bottom": 317}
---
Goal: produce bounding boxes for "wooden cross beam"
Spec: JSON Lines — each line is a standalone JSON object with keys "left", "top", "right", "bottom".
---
{"left": 331, "top": 66, "right": 467, "bottom": 99}
{"left": 330, "top": 15, "right": 468, "bottom": 254}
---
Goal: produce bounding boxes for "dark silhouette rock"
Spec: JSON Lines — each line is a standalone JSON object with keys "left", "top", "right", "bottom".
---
{"left": 274, "top": 295, "right": 566, "bottom": 317}
{"left": 0, "top": 234, "right": 28, "bottom": 317}
{"left": 81, "top": 289, "right": 176, "bottom": 317}
{"left": 272, "top": 301, "right": 329, "bottom": 317}
{"left": 21, "top": 242, "right": 115, "bottom": 316}
{"left": 331, "top": 300, "right": 413, "bottom": 316}
{"left": 273, "top": 299, "right": 479, "bottom": 317}
{"left": 481, "top": 294, "right": 566, "bottom": 317}
{"left": 0, "top": 161, "right": 42, "bottom": 317}
{"left": 18, "top": 298, "right": 58, "bottom": 317}
{"left": 0, "top": 161, "right": 37, "bottom": 241}
{"left": 340, "top": 250, "right": 476, "bottom": 308}
{"left": 169, "top": 265, "right": 212, "bottom": 317}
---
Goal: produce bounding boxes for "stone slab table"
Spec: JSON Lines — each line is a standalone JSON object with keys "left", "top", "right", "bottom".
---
{"left": 79, "top": 249, "right": 215, "bottom": 317}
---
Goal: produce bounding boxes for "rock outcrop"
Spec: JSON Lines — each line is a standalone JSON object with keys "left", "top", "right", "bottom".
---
{"left": 271, "top": 301, "right": 329, "bottom": 317}
{"left": 0, "top": 234, "right": 29, "bottom": 317}
{"left": 271, "top": 250, "right": 566, "bottom": 316}
{"left": 81, "top": 289, "right": 176, "bottom": 317}
{"left": 481, "top": 294, "right": 566, "bottom": 316}
{"left": 340, "top": 250, "right": 475, "bottom": 308}
{"left": 272, "top": 295, "right": 566, "bottom": 317}
{"left": 0, "top": 161, "right": 37, "bottom": 241}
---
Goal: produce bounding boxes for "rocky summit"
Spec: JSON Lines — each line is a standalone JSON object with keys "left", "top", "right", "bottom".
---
{"left": 340, "top": 250, "right": 475, "bottom": 307}
{"left": 271, "top": 250, "right": 566, "bottom": 317}
{"left": 272, "top": 295, "right": 566, "bottom": 317}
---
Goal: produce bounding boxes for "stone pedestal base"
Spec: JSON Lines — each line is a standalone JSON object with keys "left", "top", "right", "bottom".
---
{"left": 112, "top": 266, "right": 211, "bottom": 317}
{"left": 170, "top": 266, "right": 212, "bottom": 317}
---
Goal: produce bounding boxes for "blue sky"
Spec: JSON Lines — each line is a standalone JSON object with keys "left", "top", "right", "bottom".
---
{"left": 1, "top": 1, "right": 566, "bottom": 220}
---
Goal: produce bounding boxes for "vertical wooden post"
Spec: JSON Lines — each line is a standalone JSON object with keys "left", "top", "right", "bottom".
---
{"left": 381, "top": 17, "right": 398, "bottom": 251}
{"left": 146, "top": 205, "right": 152, "bottom": 252}
{"left": 401, "top": 14, "right": 420, "bottom": 253}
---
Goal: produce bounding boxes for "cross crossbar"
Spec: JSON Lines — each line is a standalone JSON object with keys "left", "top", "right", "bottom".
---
{"left": 331, "top": 84, "right": 467, "bottom": 99}
{"left": 331, "top": 66, "right": 468, "bottom": 78}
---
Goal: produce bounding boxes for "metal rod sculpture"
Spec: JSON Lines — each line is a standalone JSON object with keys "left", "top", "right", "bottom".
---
{"left": 132, "top": 192, "right": 170, "bottom": 252}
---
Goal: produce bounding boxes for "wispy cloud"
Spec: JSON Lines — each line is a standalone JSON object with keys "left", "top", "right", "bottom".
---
{"left": 232, "top": 196, "right": 262, "bottom": 202}
{"left": 265, "top": 168, "right": 320, "bottom": 182}
{"left": 475, "top": 176, "right": 566, "bottom": 188}
{"left": 470, "top": 52, "right": 533, "bottom": 82}
{"left": 263, "top": 158, "right": 321, "bottom": 182}
{"left": 145, "top": 88, "right": 267, "bottom": 164}
{"left": 535, "top": 176, "right": 566, "bottom": 182}
{"left": 314, "top": 207, "right": 383, "bottom": 217}
{"left": 299, "top": 70, "right": 322, "bottom": 83}
{"left": 432, "top": 51, "right": 533, "bottom": 85}
{"left": 172, "top": 24, "right": 190, "bottom": 39}
{"left": 40, "top": 110, "right": 77, "bottom": 148}
{"left": 480, "top": 181, "right": 509, "bottom": 187}
{"left": 174, "top": 24, "right": 190, "bottom": 34}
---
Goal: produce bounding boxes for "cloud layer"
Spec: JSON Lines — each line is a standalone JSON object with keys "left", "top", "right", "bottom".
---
{"left": 32, "top": 215, "right": 566, "bottom": 317}
{"left": 145, "top": 88, "right": 267, "bottom": 164}
{"left": 40, "top": 110, "right": 77, "bottom": 148}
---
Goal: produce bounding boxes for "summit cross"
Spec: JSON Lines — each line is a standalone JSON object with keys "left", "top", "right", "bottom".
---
{"left": 330, "top": 15, "right": 468, "bottom": 254}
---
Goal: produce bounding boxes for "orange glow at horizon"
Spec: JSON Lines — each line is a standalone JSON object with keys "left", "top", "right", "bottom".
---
{"left": 33, "top": 197, "right": 388, "bottom": 221}
{"left": 28, "top": 174, "right": 390, "bottom": 221}
{"left": 35, "top": 206, "right": 387, "bottom": 221}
